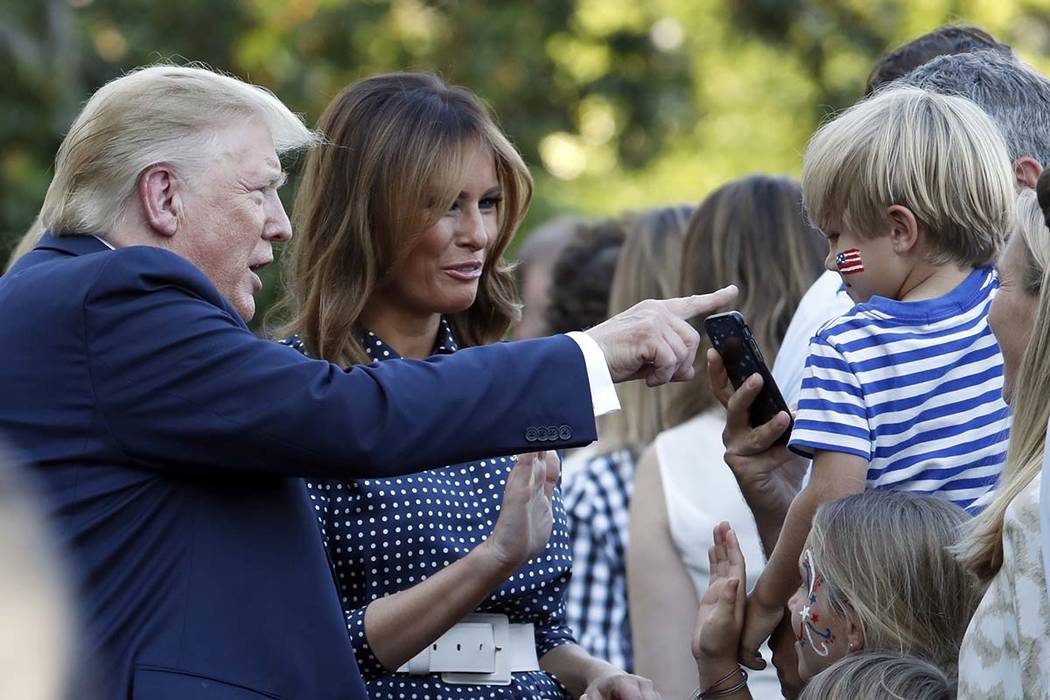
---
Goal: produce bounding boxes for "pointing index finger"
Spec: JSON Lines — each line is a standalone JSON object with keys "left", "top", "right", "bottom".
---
{"left": 664, "top": 285, "right": 738, "bottom": 320}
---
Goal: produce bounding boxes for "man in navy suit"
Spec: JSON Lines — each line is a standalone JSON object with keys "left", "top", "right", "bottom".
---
{"left": 0, "top": 65, "right": 734, "bottom": 699}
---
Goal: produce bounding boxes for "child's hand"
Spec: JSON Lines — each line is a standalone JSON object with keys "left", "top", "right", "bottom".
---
{"left": 691, "top": 522, "right": 746, "bottom": 665}
{"left": 738, "top": 593, "right": 783, "bottom": 670}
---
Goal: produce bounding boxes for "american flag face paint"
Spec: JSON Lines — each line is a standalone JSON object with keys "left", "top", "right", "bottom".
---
{"left": 797, "top": 549, "right": 836, "bottom": 657}
{"left": 835, "top": 248, "right": 864, "bottom": 275}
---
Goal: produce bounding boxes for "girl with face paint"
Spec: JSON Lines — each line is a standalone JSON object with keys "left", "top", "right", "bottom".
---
{"left": 690, "top": 491, "right": 980, "bottom": 698}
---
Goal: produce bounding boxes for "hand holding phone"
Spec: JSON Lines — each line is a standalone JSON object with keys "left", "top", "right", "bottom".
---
{"left": 704, "top": 311, "right": 792, "bottom": 444}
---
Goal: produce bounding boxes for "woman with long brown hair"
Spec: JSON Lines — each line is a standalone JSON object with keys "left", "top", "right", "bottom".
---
{"left": 627, "top": 175, "right": 827, "bottom": 699}
{"left": 277, "top": 73, "right": 655, "bottom": 700}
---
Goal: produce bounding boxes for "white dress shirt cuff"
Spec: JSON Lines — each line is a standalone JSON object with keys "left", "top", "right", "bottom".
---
{"left": 566, "top": 331, "right": 620, "bottom": 417}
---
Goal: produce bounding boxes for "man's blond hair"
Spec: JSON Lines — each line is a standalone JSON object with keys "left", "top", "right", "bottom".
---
{"left": 802, "top": 85, "right": 1015, "bottom": 267}
{"left": 40, "top": 64, "right": 318, "bottom": 237}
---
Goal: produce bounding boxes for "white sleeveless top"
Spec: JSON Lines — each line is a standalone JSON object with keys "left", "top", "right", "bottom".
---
{"left": 654, "top": 410, "right": 782, "bottom": 699}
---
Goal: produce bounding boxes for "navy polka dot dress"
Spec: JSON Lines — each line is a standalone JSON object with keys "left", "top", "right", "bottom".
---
{"left": 282, "top": 320, "right": 575, "bottom": 700}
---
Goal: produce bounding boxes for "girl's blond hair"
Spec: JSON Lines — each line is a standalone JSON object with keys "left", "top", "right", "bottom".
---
{"left": 40, "top": 64, "right": 316, "bottom": 237}
{"left": 800, "top": 653, "right": 951, "bottom": 700}
{"left": 802, "top": 86, "right": 1015, "bottom": 267}
{"left": 810, "top": 490, "right": 981, "bottom": 677}
{"left": 956, "top": 188, "right": 1050, "bottom": 581}
{"left": 275, "top": 73, "right": 531, "bottom": 365}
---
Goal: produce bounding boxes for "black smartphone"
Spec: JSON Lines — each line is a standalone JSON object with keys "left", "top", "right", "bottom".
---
{"left": 704, "top": 310, "right": 792, "bottom": 444}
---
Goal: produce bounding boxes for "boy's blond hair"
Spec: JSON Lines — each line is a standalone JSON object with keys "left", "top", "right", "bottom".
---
{"left": 802, "top": 85, "right": 1015, "bottom": 267}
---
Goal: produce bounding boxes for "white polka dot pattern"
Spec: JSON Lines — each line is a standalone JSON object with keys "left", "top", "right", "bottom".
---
{"left": 281, "top": 320, "right": 575, "bottom": 699}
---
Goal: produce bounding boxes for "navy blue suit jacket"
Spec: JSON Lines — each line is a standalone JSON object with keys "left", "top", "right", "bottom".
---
{"left": 0, "top": 234, "right": 597, "bottom": 700}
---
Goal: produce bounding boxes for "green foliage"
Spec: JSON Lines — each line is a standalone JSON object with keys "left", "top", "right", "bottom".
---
{"left": 4, "top": 0, "right": 1050, "bottom": 326}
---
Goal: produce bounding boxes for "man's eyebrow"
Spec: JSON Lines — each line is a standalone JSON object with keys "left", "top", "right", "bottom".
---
{"left": 270, "top": 171, "right": 289, "bottom": 188}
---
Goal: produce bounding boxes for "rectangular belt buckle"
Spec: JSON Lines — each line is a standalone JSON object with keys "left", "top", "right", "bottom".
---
{"left": 442, "top": 614, "right": 512, "bottom": 686}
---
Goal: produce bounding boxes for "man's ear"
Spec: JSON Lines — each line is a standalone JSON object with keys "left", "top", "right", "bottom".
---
{"left": 1014, "top": 157, "right": 1042, "bottom": 190}
{"left": 886, "top": 204, "right": 920, "bottom": 255}
{"left": 137, "top": 164, "right": 182, "bottom": 238}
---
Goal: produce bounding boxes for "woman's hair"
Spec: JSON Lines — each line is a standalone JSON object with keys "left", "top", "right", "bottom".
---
{"left": 956, "top": 188, "right": 1050, "bottom": 581}
{"left": 809, "top": 490, "right": 980, "bottom": 676}
{"left": 40, "top": 64, "right": 316, "bottom": 238}
{"left": 800, "top": 653, "right": 951, "bottom": 700}
{"left": 803, "top": 86, "right": 1015, "bottom": 268}
{"left": 600, "top": 205, "right": 694, "bottom": 452}
{"left": 665, "top": 175, "right": 826, "bottom": 426}
{"left": 276, "top": 72, "right": 532, "bottom": 365}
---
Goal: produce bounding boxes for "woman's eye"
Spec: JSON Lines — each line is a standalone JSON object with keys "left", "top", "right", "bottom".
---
{"left": 479, "top": 196, "right": 502, "bottom": 211}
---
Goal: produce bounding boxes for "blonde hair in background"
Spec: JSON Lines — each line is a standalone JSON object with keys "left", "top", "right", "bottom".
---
{"left": 665, "top": 175, "right": 826, "bottom": 427}
{"left": 802, "top": 85, "right": 1015, "bottom": 267}
{"left": 601, "top": 205, "right": 693, "bottom": 453}
{"left": 39, "top": 64, "right": 317, "bottom": 238}
{"left": 956, "top": 188, "right": 1050, "bottom": 582}
{"left": 809, "top": 490, "right": 980, "bottom": 678}
{"left": 276, "top": 73, "right": 531, "bottom": 366}
{"left": 799, "top": 653, "right": 951, "bottom": 700}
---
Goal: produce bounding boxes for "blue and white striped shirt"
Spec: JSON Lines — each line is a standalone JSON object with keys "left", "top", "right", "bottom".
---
{"left": 789, "top": 267, "right": 1009, "bottom": 513}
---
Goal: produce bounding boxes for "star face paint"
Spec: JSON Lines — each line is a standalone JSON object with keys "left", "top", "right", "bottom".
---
{"left": 835, "top": 248, "right": 864, "bottom": 275}
{"left": 797, "top": 549, "right": 836, "bottom": 657}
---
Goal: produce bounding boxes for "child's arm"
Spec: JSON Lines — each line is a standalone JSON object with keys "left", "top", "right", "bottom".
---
{"left": 736, "top": 450, "right": 867, "bottom": 667}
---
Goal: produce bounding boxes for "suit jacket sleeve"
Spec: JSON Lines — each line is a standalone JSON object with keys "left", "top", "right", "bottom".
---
{"left": 82, "top": 247, "right": 597, "bottom": 479}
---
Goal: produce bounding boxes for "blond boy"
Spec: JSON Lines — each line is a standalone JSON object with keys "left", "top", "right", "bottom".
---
{"left": 740, "top": 86, "right": 1016, "bottom": 663}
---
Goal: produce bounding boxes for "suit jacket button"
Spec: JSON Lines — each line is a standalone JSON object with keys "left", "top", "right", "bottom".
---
{"left": 545, "top": 425, "right": 558, "bottom": 441}
{"left": 525, "top": 427, "right": 538, "bottom": 442}
{"left": 558, "top": 425, "right": 572, "bottom": 440}
{"left": 537, "top": 426, "right": 550, "bottom": 441}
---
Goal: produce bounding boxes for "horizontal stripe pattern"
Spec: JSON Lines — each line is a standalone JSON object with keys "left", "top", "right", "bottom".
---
{"left": 788, "top": 267, "right": 1009, "bottom": 513}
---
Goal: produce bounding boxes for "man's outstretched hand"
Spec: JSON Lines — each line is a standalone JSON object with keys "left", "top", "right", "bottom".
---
{"left": 585, "top": 286, "right": 737, "bottom": 386}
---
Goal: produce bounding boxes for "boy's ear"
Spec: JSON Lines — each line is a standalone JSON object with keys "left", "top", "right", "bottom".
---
{"left": 886, "top": 204, "right": 920, "bottom": 255}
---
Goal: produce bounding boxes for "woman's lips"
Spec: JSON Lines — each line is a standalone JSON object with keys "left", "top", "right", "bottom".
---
{"left": 443, "top": 262, "right": 483, "bottom": 281}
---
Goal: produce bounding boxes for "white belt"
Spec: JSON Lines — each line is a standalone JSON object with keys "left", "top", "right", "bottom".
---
{"left": 396, "top": 614, "right": 540, "bottom": 686}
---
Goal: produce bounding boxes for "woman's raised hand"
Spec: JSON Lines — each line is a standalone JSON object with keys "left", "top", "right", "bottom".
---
{"left": 483, "top": 451, "right": 560, "bottom": 570}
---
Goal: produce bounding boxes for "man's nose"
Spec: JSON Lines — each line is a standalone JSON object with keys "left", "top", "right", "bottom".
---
{"left": 266, "top": 195, "right": 293, "bottom": 242}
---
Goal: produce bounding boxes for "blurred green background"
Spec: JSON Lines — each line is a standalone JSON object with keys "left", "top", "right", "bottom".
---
{"left": 4, "top": 0, "right": 1050, "bottom": 324}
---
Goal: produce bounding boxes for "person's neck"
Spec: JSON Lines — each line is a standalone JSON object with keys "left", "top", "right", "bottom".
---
{"left": 359, "top": 297, "right": 442, "bottom": 360}
{"left": 894, "top": 259, "right": 972, "bottom": 302}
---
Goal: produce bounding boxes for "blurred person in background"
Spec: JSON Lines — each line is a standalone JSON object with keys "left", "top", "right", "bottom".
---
{"left": 0, "top": 445, "right": 75, "bottom": 700}
{"left": 544, "top": 218, "right": 627, "bottom": 337}
{"left": 561, "top": 204, "right": 693, "bottom": 673}
{"left": 512, "top": 216, "right": 578, "bottom": 339}
{"left": 277, "top": 72, "right": 660, "bottom": 700}
{"left": 864, "top": 24, "right": 1011, "bottom": 95}
{"left": 628, "top": 176, "right": 825, "bottom": 700}
{"left": 545, "top": 217, "right": 628, "bottom": 476}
